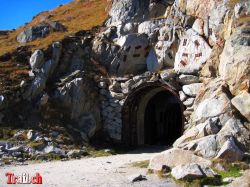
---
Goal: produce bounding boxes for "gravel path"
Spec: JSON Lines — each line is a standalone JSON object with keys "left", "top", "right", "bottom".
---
{"left": 0, "top": 147, "right": 177, "bottom": 187}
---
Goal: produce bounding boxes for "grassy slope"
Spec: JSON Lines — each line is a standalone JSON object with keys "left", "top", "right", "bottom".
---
{"left": 0, "top": 0, "right": 108, "bottom": 93}
{"left": 0, "top": 0, "right": 108, "bottom": 55}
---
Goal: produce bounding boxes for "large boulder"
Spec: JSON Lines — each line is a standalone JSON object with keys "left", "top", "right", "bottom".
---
{"left": 171, "top": 163, "right": 217, "bottom": 180}
{"left": 110, "top": 34, "right": 149, "bottom": 76}
{"left": 174, "top": 118, "right": 220, "bottom": 147}
{"left": 231, "top": 91, "right": 250, "bottom": 122}
{"left": 175, "top": 0, "right": 229, "bottom": 32}
{"left": 92, "top": 37, "right": 120, "bottom": 69}
{"left": 216, "top": 137, "right": 244, "bottom": 162}
{"left": 171, "top": 163, "right": 204, "bottom": 180}
{"left": 182, "top": 83, "right": 203, "bottom": 97}
{"left": 193, "top": 79, "right": 233, "bottom": 124}
{"left": 106, "top": 0, "right": 150, "bottom": 26}
{"left": 155, "top": 24, "right": 178, "bottom": 68}
{"left": 218, "top": 118, "right": 250, "bottom": 151}
{"left": 174, "top": 29, "right": 212, "bottom": 74}
{"left": 24, "top": 42, "right": 62, "bottom": 99}
{"left": 54, "top": 78, "right": 100, "bottom": 120}
{"left": 219, "top": 26, "right": 250, "bottom": 95}
{"left": 148, "top": 148, "right": 211, "bottom": 171}
{"left": 29, "top": 50, "right": 44, "bottom": 71}
{"left": 17, "top": 22, "right": 66, "bottom": 43}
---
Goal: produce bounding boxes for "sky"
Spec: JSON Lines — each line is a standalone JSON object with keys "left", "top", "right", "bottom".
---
{"left": 0, "top": 0, "right": 72, "bottom": 30}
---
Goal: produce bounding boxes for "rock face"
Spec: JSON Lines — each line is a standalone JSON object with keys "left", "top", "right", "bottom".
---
{"left": 231, "top": 91, "right": 250, "bottom": 122}
{"left": 106, "top": 0, "right": 150, "bottom": 26}
{"left": 174, "top": 29, "right": 212, "bottom": 74}
{"left": 17, "top": 21, "right": 66, "bottom": 43}
{"left": 216, "top": 138, "right": 244, "bottom": 162}
{"left": 29, "top": 50, "right": 44, "bottom": 71}
{"left": 24, "top": 42, "right": 62, "bottom": 99}
{"left": 54, "top": 78, "right": 100, "bottom": 138}
{"left": 219, "top": 27, "right": 250, "bottom": 95}
{"left": 171, "top": 163, "right": 217, "bottom": 180}
{"left": 110, "top": 33, "right": 149, "bottom": 76}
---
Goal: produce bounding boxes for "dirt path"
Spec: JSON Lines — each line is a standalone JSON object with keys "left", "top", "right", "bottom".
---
{"left": 0, "top": 147, "right": 177, "bottom": 187}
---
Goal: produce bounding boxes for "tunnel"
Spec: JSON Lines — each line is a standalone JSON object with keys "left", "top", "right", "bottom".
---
{"left": 122, "top": 81, "right": 184, "bottom": 146}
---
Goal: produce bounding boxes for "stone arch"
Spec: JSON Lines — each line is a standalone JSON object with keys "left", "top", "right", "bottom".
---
{"left": 122, "top": 81, "right": 184, "bottom": 146}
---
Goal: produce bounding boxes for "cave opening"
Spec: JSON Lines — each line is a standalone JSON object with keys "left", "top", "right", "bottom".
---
{"left": 122, "top": 82, "right": 184, "bottom": 146}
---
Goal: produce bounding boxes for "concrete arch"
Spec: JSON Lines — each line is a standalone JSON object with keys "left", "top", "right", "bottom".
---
{"left": 122, "top": 81, "right": 184, "bottom": 146}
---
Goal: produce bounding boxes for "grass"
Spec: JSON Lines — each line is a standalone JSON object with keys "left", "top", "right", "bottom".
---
{"left": 86, "top": 147, "right": 115, "bottom": 158}
{"left": 28, "top": 141, "right": 45, "bottom": 149}
{"left": 131, "top": 160, "right": 150, "bottom": 168}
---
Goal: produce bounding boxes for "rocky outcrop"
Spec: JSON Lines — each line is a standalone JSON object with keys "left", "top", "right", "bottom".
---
{"left": 110, "top": 33, "right": 149, "bottom": 76}
{"left": 17, "top": 21, "right": 66, "bottom": 43}
{"left": 106, "top": 0, "right": 150, "bottom": 26}
{"left": 231, "top": 91, "right": 250, "bottom": 122}
{"left": 219, "top": 25, "right": 250, "bottom": 95}
{"left": 24, "top": 42, "right": 62, "bottom": 99}
{"left": 174, "top": 29, "right": 212, "bottom": 74}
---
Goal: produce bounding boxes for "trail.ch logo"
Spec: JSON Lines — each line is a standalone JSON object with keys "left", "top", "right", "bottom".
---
{"left": 5, "top": 172, "right": 42, "bottom": 185}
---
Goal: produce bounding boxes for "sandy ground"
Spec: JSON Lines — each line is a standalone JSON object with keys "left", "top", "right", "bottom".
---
{"left": 0, "top": 147, "right": 177, "bottom": 187}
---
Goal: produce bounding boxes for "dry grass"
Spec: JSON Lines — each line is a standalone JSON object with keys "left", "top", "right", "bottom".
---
{"left": 0, "top": 0, "right": 109, "bottom": 94}
{"left": 0, "top": 0, "right": 108, "bottom": 55}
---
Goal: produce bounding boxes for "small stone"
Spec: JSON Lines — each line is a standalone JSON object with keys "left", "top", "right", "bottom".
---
{"left": 98, "top": 82, "right": 107, "bottom": 89}
{"left": 179, "top": 91, "right": 187, "bottom": 102}
{"left": 128, "top": 174, "right": 147, "bottom": 183}
{"left": 177, "top": 74, "right": 199, "bottom": 85}
{"left": 223, "top": 177, "right": 235, "bottom": 183}
{"left": 183, "top": 98, "right": 195, "bottom": 107}
{"left": 20, "top": 80, "right": 26, "bottom": 87}
{"left": 27, "top": 130, "right": 34, "bottom": 140}
{"left": 160, "top": 69, "right": 177, "bottom": 80}
{"left": 183, "top": 83, "right": 203, "bottom": 97}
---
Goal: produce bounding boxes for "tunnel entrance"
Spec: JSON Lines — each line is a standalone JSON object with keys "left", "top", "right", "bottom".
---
{"left": 122, "top": 81, "right": 184, "bottom": 146}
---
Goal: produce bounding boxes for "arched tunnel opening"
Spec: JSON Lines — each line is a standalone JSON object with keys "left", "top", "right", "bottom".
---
{"left": 122, "top": 82, "right": 184, "bottom": 146}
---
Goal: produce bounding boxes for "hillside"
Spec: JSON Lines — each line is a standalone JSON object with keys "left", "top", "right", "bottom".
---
{"left": 0, "top": 0, "right": 108, "bottom": 94}
{"left": 0, "top": 0, "right": 108, "bottom": 55}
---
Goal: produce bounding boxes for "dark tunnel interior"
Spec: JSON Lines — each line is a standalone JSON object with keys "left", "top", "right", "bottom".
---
{"left": 144, "top": 91, "right": 183, "bottom": 145}
{"left": 122, "top": 83, "right": 184, "bottom": 146}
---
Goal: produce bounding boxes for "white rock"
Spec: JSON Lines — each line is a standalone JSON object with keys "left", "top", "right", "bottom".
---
{"left": 177, "top": 74, "right": 199, "bottom": 85}
{"left": 195, "top": 92, "right": 231, "bottom": 123}
{"left": 174, "top": 29, "right": 212, "bottom": 74}
{"left": 183, "top": 98, "right": 195, "bottom": 107}
{"left": 174, "top": 118, "right": 219, "bottom": 147}
{"left": 231, "top": 91, "right": 250, "bottom": 122}
{"left": 27, "top": 130, "right": 34, "bottom": 140}
{"left": 148, "top": 148, "right": 211, "bottom": 171}
{"left": 192, "top": 18, "right": 204, "bottom": 35}
{"left": 179, "top": 91, "right": 187, "bottom": 102}
{"left": 171, "top": 164, "right": 204, "bottom": 180}
{"left": 29, "top": 50, "right": 44, "bottom": 71}
{"left": 183, "top": 83, "right": 203, "bottom": 97}
{"left": 216, "top": 138, "right": 244, "bottom": 162}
